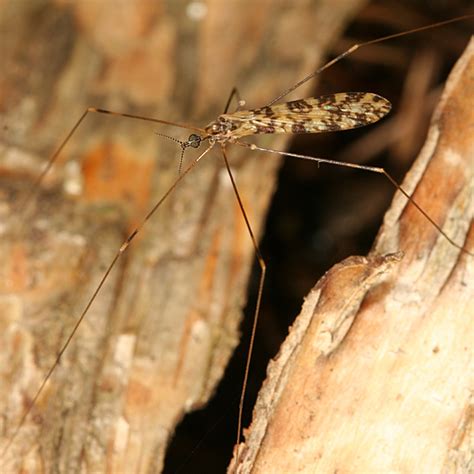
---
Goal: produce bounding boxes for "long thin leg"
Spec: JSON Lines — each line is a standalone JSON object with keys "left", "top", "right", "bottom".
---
{"left": 17, "top": 107, "right": 206, "bottom": 218}
{"left": 1, "top": 142, "right": 214, "bottom": 459}
{"left": 223, "top": 87, "right": 244, "bottom": 114}
{"left": 238, "top": 141, "right": 473, "bottom": 257}
{"left": 268, "top": 15, "right": 474, "bottom": 106}
{"left": 221, "top": 147, "right": 267, "bottom": 463}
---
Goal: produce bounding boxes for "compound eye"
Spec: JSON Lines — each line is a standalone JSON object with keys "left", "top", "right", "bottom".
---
{"left": 188, "top": 133, "right": 201, "bottom": 148}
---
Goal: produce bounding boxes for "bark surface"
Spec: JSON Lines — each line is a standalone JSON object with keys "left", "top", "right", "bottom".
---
{"left": 0, "top": 1, "right": 365, "bottom": 472}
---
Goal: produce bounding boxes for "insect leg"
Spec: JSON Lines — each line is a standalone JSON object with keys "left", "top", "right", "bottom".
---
{"left": 220, "top": 147, "right": 267, "bottom": 467}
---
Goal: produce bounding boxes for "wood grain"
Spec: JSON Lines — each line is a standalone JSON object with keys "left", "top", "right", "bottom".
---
{"left": 0, "top": 1, "right": 366, "bottom": 472}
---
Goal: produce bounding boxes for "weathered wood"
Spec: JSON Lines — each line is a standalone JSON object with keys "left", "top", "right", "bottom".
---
{"left": 233, "top": 38, "right": 473, "bottom": 473}
{"left": 0, "top": 1, "right": 366, "bottom": 472}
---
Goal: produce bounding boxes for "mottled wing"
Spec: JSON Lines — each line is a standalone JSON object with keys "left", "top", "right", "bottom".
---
{"left": 227, "top": 92, "right": 391, "bottom": 137}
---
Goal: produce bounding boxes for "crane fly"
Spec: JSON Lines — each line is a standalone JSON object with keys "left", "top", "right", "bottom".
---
{"left": 1, "top": 10, "right": 472, "bottom": 473}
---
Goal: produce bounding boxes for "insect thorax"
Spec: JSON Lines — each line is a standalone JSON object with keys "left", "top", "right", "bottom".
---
{"left": 204, "top": 115, "right": 240, "bottom": 142}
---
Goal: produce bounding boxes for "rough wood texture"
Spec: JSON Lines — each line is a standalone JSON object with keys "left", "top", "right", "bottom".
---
{"left": 0, "top": 1, "right": 366, "bottom": 472}
{"left": 232, "top": 39, "right": 473, "bottom": 473}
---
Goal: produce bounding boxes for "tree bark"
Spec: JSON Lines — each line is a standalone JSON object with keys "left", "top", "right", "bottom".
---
{"left": 0, "top": 1, "right": 366, "bottom": 472}
{"left": 232, "top": 39, "right": 473, "bottom": 473}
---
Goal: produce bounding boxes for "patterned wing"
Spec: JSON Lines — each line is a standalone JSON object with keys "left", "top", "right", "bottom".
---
{"left": 223, "top": 92, "right": 391, "bottom": 137}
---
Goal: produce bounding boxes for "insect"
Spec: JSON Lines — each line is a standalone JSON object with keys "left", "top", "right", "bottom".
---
{"left": 0, "top": 3, "right": 472, "bottom": 472}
